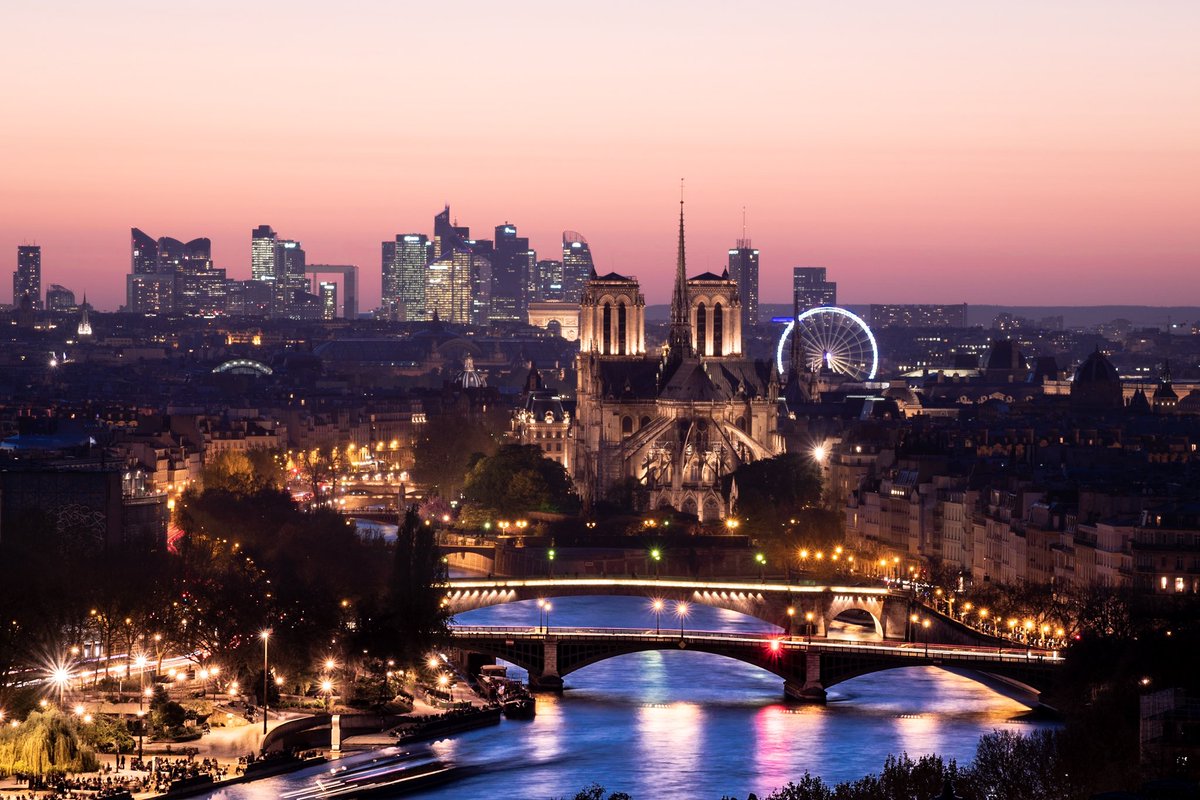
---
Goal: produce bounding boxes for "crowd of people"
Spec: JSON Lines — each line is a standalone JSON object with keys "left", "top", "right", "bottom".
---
{"left": 2, "top": 753, "right": 230, "bottom": 799}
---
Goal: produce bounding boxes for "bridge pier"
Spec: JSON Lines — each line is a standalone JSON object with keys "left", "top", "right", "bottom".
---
{"left": 784, "top": 651, "right": 827, "bottom": 703}
{"left": 529, "top": 637, "right": 563, "bottom": 694}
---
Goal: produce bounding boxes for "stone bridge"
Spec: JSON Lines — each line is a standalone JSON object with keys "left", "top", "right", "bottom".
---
{"left": 441, "top": 578, "right": 1000, "bottom": 646}
{"left": 447, "top": 626, "right": 1062, "bottom": 705}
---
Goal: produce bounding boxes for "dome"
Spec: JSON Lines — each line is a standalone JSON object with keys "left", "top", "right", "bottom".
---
{"left": 1074, "top": 347, "right": 1119, "bottom": 385}
{"left": 1070, "top": 348, "right": 1122, "bottom": 412}
{"left": 455, "top": 354, "right": 486, "bottom": 389}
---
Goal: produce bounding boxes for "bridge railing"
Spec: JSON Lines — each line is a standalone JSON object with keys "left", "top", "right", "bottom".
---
{"left": 447, "top": 625, "right": 1062, "bottom": 665}
{"left": 442, "top": 577, "right": 907, "bottom": 597}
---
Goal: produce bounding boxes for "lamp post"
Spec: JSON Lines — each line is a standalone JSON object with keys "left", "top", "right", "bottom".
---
{"left": 650, "top": 548, "right": 661, "bottom": 578}
{"left": 536, "top": 598, "right": 547, "bottom": 632}
{"left": 922, "top": 618, "right": 931, "bottom": 657}
{"left": 543, "top": 602, "right": 552, "bottom": 632}
{"left": 755, "top": 553, "right": 766, "bottom": 581}
{"left": 675, "top": 601, "right": 690, "bottom": 638}
{"left": 805, "top": 611, "right": 814, "bottom": 644}
{"left": 786, "top": 607, "right": 796, "bottom": 639}
{"left": 652, "top": 599, "right": 664, "bottom": 635}
{"left": 547, "top": 548, "right": 555, "bottom": 577}
{"left": 259, "top": 630, "right": 271, "bottom": 735}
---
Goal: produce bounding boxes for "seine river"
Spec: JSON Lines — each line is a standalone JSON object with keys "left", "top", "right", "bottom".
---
{"left": 205, "top": 595, "right": 1054, "bottom": 800}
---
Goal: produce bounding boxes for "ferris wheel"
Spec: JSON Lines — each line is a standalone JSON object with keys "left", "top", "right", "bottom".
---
{"left": 775, "top": 306, "right": 879, "bottom": 381}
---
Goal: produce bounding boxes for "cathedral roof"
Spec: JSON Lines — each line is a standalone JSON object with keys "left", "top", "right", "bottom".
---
{"left": 688, "top": 271, "right": 730, "bottom": 282}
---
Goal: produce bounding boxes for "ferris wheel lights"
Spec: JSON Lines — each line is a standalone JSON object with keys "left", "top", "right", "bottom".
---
{"left": 775, "top": 306, "right": 879, "bottom": 381}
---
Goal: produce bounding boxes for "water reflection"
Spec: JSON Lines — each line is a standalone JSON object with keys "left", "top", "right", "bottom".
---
{"left": 203, "top": 595, "right": 1054, "bottom": 800}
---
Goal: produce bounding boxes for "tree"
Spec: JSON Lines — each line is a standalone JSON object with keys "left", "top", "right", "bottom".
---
{"left": 964, "top": 729, "right": 1067, "bottom": 800}
{"left": 0, "top": 710, "right": 99, "bottom": 778}
{"left": 357, "top": 507, "right": 451, "bottom": 670}
{"left": 463, "top": 445, "right": 578, "bottom": 515}
{"left": 411, "top": 415, "right": 498, "bottom": 497}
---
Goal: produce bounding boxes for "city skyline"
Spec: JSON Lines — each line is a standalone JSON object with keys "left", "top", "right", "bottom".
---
{"left": 3, "top": 1, "right": 1199, "bottom": 311}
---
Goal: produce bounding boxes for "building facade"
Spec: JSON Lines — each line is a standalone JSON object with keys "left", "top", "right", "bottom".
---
{"left": 571, "top": 205, "right": 782, "bottom": 520}
{"left": 727, "top": 239, "right": 759, "bottom": 329}
{"left": 13, "top": 245, "right": 41, "bottom": 310}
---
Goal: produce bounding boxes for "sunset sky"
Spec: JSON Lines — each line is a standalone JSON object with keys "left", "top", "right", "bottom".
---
{"left": 2, "top": 1, "right": 1198, "bottom": 311}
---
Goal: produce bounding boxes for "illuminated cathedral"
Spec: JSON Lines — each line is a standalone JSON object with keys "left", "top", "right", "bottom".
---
{"left": 570, "top": 203, "right": 784, "bottom": 520}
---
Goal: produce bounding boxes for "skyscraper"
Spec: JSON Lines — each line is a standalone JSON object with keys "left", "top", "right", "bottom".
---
{"left": 433, "top": 205, "right": 468, "bottom": 260}
{"left": 491, "top": 223, "right": 530, "bottom": 322}
{"left": 793, "top": 267, "right": 837, "bottom": 314}
{"left": 466, "top": 239, "right": 494, "bottom": 326}
{"left": 46, "top": 284, "right": 76, "bottom": 312}
{"left": 273, "top": 239, "right": 306, "bottom": 316}
{"left": 127, "top": 229, "right": 220, "bottom": 314}
{"left": 534, "top": 259, "right": 564, "bottom": 301}
{"left": 561, "top": 231, "right": 593, "bottom": 304}
{"left": 319, "top": 282, "right": 337, "bottom": 320}
{"left": 727, "top": 238, "right": 759, "bottom": 328}
{"left": 131, "top": 229, "right": 158, "bottom": 275}
{"left": 425, "top": 247, "right": 472, "bottom": 324}
{"left": 251, "top": 225, "right": 277, "bottom": 283}
{"left": 13, "top": 245, "right": 41, "bottom": 310}
{"left": 382, "top": 234, "right": 431, "bottom": 320}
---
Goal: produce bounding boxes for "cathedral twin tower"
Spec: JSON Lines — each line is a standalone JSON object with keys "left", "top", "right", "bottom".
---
{"left": 570, "top": 203, "right": 777, "bottom": 521}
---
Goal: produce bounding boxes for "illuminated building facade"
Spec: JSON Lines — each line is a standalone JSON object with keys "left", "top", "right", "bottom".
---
{"left": 13, "top": 245, "right": 41, "bottom": 310}
{"left": 572, "top": 204, "right": 781, "bottom": 520}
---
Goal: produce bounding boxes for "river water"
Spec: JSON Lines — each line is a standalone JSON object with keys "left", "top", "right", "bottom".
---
{"left": 205, "top": 595, "right": 1054, "bottom": 800}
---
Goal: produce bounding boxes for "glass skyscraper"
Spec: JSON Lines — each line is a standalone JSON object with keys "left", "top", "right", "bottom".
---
{"left": 13, "top": 245, "right": 41, "bottom": 310}
{"left": 727, "top": 239, "right": 759, "bottom": 328}
{"left": 561, "top": 231, "right": 593, "bottom": 304}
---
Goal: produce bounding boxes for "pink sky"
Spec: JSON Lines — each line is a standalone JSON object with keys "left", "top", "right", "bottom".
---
{"left": 2, "top": 1, "right": 1198, "bottom": 311}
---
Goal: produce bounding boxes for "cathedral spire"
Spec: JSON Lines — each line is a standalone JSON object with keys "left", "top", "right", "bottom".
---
{"left": 668, "top": 181, "right": 693, "bottom": 359}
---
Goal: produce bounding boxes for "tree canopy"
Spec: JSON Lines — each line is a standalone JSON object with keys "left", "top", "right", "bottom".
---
{"left": 463, "top": 444, "right": 578, "bottom": 516}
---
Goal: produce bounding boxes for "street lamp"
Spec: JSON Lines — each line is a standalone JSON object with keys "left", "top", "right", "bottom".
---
{"left": 50, "top": 664, "right": 72, "bottom": 707}
{"left": 536, "top": 598, "right": 547, "bottom": 631}
{"left": 543, "top": 602, "right": 552, "bottom": 632}
{"left": 675, "top": 601, "right": 690, "bottom": 637}
{"left": 755, "top": 553, "right": 766, "bottom": 581}
{"left": 547, "top": 548, "right": 556, "bottom": 576}
{"left": 259, "top": 630, "right": 271, "bottom": 735}
{"left": 786, "top": 607, "right": 796, "bottom": 639}
{"left": 922, "top": 618, "right": 931, "bottom": 657}
{"left": 805, "top": 611, "right": 815, "bottom": 644}
{"left": 650, "top": 548, "right": 661, "bottom": 578}
{"left": 652, "top": 599, "right": 664, "bottom": 635}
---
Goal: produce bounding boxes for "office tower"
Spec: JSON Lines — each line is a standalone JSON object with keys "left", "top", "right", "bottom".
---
{"left": 125, "top": 274, "right": 175, "bottom": 314}
{"left": 870, "top": 304, "right": 968, "bottom": 329}
{"left": 46, "top": 284, "right": 76, "bottom": 312}
{"left": 534, "top": 259, "right": 564, "bottom": 301}
{"left": 425, "top": 247, "right": 473, "bottom": 324}
{"left": 433, "top": 205, "right": 469, "bottom": 260}
{"left": 727, "top": 239, "right": 759, "bottom": 328}
{"left": 127, "top": 229, "right": 224, "bottom": 314}
{"left": 491, "top": 223, "right": 530, "bottom": 322}
{"left": 319, "top": 282, "right": 337, "bottom": 320}
{"left": 382, "top": 234, "right": 431, "bottom": 320}
{"left": 793, "top": 267, "right": 837, "bottom": 314}
{"left": 467, "top": 239, "right": 493, "bottom": 326}
{"left": 561, "top": 231, "right": 593, "bottom": 304}
{"left": 172, "top": 238, "right": 214, "bottom": 314}
{"left": 251, "top": 225, "right": 277, "bottom": 283}
{"left": 273, "top": 239, "right": 306, "bottom": 315}
{"left": 131, "top": 228, "right": 158, "bottom": 275}
{"left": 13, "top": 245, "right": 42, "bottom": 309}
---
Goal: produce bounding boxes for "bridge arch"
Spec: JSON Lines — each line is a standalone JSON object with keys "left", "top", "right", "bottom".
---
{"left": 448, "top": 630, "right": 1057, "bottom": 705}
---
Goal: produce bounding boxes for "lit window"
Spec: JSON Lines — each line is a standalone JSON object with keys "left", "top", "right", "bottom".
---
{"left": 1176, "top": 577, "right": 1186, "bottom": 593}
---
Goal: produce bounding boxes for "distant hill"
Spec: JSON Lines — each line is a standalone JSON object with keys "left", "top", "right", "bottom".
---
{"left": 644, "top": 304, "right": 1200, "bottom": 330}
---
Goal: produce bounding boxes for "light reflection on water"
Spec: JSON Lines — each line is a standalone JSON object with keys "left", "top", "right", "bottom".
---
{"left": 204, "top": 596, "right": 1054, "bottom": 800}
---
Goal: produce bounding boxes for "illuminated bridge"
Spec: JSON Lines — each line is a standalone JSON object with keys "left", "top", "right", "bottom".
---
{"left": 441, "top": 577, "right": 996, "bottom": 646}
{"left": 447, "top": 625, "right": 1063, "bottom": 703}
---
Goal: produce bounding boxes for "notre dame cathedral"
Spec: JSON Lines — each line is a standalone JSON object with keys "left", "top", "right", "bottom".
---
{"left": 570, "top": 203, "right": 784, "bottom": 521}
